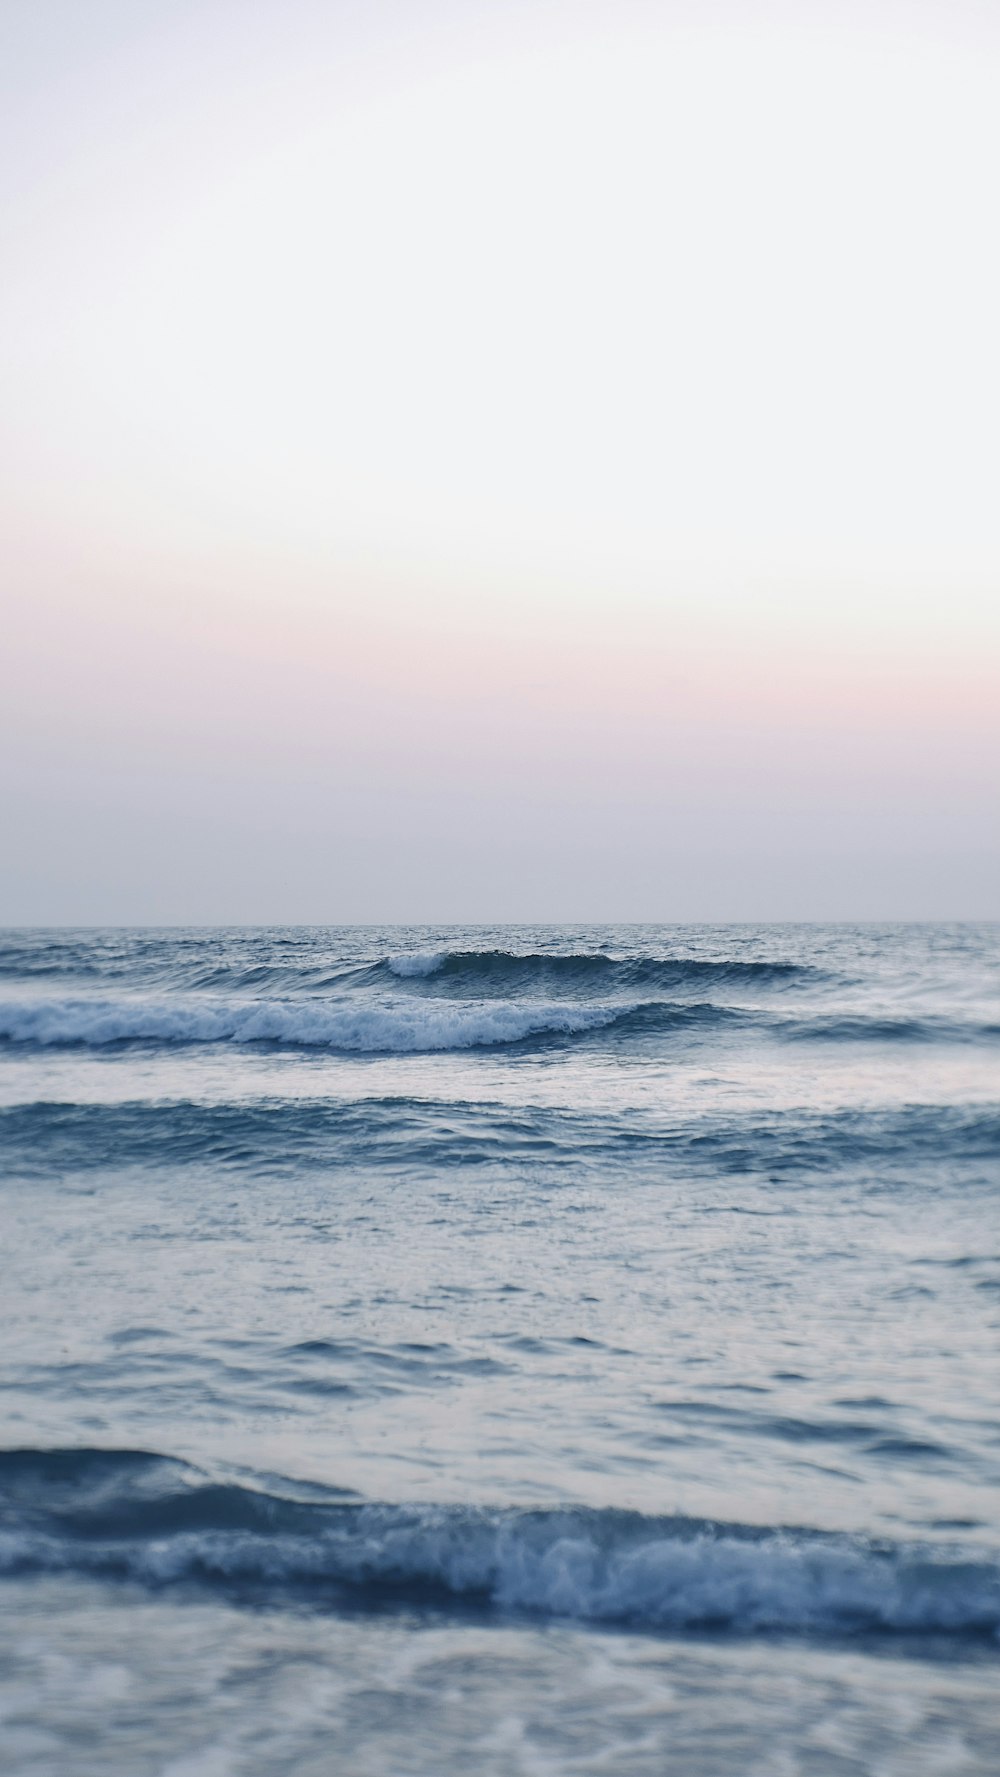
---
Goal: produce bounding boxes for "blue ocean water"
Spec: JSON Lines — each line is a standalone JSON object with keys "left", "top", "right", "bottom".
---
{"left": 1, "top": 923, "right": 998, "bottom": 1775}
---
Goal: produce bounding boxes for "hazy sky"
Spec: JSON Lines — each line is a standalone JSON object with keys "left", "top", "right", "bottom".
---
{"left": 2, "top": 0, "right": 997, "bottom": 922}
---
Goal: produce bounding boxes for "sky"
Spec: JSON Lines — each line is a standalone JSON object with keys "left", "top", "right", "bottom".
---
{"left": 1, "top": 0, "right": 997, "bottom": 922}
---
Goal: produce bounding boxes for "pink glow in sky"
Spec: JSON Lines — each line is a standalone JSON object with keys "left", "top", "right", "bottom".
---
{"left": 2, "top": 0, "right": 998, "bottom": 920}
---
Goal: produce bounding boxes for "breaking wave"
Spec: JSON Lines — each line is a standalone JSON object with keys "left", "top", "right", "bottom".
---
{"left": 0, "top": 1449, "right": 996, "bottom": 1641}
{"left": 0, "top": 992, "right": 992, "bottom": 1053}
{"left": 0, "top": 994, "right": 621, "bottom": 1053}
{"left": 0, "top": 937, "right": 820, "bottom": 998}
{"left": 383, "top": 949, "right": 813, "bottom": 992}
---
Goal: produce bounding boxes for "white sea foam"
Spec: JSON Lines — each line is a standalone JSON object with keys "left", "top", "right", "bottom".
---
{"left": 0, "top": 1508, "right": 996, "bottom": 1636}
{"left": 387, "top": 951, "right": 447, "bottom": 977}
{"left": 0, "top": 995, "right": 617, "bottom": 1053}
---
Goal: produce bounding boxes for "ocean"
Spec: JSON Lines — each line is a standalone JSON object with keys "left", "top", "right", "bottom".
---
{"left": 1, "top": 923, "right": 998, "bottom": 1774}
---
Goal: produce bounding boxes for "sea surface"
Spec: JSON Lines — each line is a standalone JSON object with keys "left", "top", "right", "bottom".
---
{"left": 0, "top": 923, "right": 998, "bottom": 1775}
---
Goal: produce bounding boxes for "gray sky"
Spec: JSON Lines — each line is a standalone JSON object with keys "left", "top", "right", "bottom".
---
{"left": 2, "top": 0, "right": 998, "bottom": 921}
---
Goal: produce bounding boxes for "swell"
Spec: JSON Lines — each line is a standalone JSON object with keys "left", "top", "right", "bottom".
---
{"left": 0, "top": 932, "right": 413, "bottom": 998}
{"left": 785, "top": 1013, "right": 1000, "bottom": 1045}
{"left": 1, "top": 993, "right": 993, "bottom": 1053}
{"left": 0, "top": 940, "right": 818, "bottom": 998}
{"left": 381, "top": 949, "right": 817, "bottom": 993}
{"left": 2, "top": 1098, "right": 997, "bottom": 1179}
{"left": 0, "top": 1449, "right": 997, "bottom": 1640}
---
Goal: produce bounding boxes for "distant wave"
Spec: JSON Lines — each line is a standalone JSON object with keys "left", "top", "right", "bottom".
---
{"left": 0, "top": 945, "right": 366, "bottom": 997}
{"left": 784, "top": 1013, "right": 1000, "bottom": 1045}
{"left": 3, "top": 1098, "right": 997, "bottom": 1179}
{"left": 0, "top": 1449, "right": 996, "bottom": 1640}
{"left": 383, "top": 949, "right": 813, "bottom": 993}
{"left": 0, "top": 940, "right": 820, "bottom": 997}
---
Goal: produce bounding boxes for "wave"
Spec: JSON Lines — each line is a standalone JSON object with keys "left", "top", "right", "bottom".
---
{"left": 0, "top": 939, "right": 819, "bottom": 997}
{"left": 0, "top": 995, "right": 757, "bottom": 1054}
{"left": 0, "top": 937, "right": 367, "bottom": 996}
{"left": 384, "top": 949, "right": 814, "bottom": 993}
{"left": 0, "top": 1449, "right": 996, "bottom": 1640}
{"left": 2, "top": 1098, "right": 997, "bottom": 1179}
{"left": 0, "top": 994, "right": 620, "bottom": 1053}
{"left": 0, "top": 991, "right": 993, "bottom": 1055}
{"left": 785, "top": 1013, "right": 1000, "bottom": 1045}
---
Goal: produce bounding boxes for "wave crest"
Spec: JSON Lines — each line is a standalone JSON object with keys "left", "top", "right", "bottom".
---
{"left": 1, "top": 991, "right": 992, "bottom": 1052}
{"left": 0, "top": 994, "right": 620, "bottom": 1053}
{"left": 384, "top": 950, "right": 811, "bottom": 993}
{"left": 1, "top": 1450, "right": 997, "bottom": 1639}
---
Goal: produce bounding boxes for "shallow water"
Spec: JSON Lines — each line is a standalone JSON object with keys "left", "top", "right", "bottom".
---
{"left": 1, "top": 924, "right": 998, "bottom": 1773}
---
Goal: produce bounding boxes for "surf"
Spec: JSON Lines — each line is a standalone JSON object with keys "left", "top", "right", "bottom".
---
{"left": 2, "top": 1448, "right": 998, "bottom": 1642}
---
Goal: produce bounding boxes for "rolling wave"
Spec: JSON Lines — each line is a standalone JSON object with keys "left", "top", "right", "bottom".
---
{"left": 2, "top": 1098, "right": 997, "bottom": 1178}
{"left": 0, "top": 991, "right": 993, "bottom": 1052}
{"left": 0, "top": 938, "right": 819, "bottom": 997}
{"left": 0, "top": 994, "right": 620, "bottom": 1052}
{"left": 0, "top": 1449, "right": 996, "bottom": 1640}
{"left": 383, "top": 949, "right": 813, "bottom": 993}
